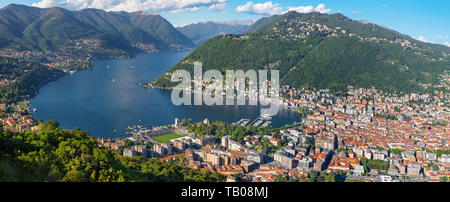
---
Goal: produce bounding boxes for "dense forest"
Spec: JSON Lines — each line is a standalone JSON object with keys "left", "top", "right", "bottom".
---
{"left": 154, "top": 11, "right": 450, "bottom": 94}
{"left": 153, "top": 33, "right": 321, "bottom": 88}
{"left": 0, "top": 4, "right": 194, "bottom": 54}
{"left": 282, "top": 36, "right": 446, "bottom": 92}
{"left": 0, "top": 121, "right": 225, "bottom": 182}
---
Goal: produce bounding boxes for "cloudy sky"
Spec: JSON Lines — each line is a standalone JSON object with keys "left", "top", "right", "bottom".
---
{"left": 1, "top": 0, "right": 449, "bottom": 47}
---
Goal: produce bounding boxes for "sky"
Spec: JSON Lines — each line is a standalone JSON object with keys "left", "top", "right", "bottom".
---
{"left": 1, "top": 0, "right": 449, "bottom": 47}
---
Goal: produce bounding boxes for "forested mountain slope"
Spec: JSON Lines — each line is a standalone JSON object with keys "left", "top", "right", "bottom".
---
{"left": 0, "top": 4, "right": 195, "bottom": 57}
{"left": 154, "top": 11, "right": 450, "bottom": 94}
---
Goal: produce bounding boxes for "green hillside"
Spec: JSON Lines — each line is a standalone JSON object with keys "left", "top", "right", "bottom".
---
{"left": 0, "top": 4, "right": 195, "bottom": 57}
{"left": 0, "top": 56, "right": 64, "bottom": 104}
{"left": 283, "top": 36, "right": 446, "bottom": 92}
{"left": 126, "top": 12, "right": 194, "bottom": 48}
{"left": 245, "top": 15, "right": 278, "bottom": 33}
{"left": 153, "top": 11, "right": 450, "bottom": 93}
{"left": 0, "top": 121, "right": 225, "bottom": 182}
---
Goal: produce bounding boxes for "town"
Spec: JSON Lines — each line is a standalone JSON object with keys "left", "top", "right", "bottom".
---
{"left": 96, "top": 85, "right": 449, "bottom": 182}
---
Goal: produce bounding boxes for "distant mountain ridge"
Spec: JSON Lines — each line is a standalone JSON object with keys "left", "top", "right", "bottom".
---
{"left": 154, "top": 11, "right": 450, "bottom": 94}
{"left": 0, "top": 4, "right": 195, "bottom": 59}
{"left": 202, "top": 20, "right": 255, "bottom": 26}
{"left": 177, "top": 20, "right": 254, "bottom": 45}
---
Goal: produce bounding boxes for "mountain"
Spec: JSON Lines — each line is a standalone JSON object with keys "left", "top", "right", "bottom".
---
{"left": 177, "top": 20, "right": 254, "bottom": 45}
{"left": 153, "top": 11, "right": 450, "bottom": 94}
{"left": 123, "top": 11, "right": 195, "bottom": 50}
{"left": 0, "top": 4, "right": 195, "bottom": 59}
{"left": 245, "top": 15, "right": 278, "bottom": 33}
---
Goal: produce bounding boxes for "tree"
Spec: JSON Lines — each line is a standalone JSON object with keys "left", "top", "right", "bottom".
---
{"left": 41, "top": 120, "right": 60, "bottom": 131}
{"left": 0, "top": 121, "right": 226, "bottom": 182}
{"left": 181, "top": 118, "right": 187, "bottom": 126}
{"left": 308, "top": 171, "right": 319, "bottom": 182}
{"left": 320, "top": 172, "right": 336, "bottom": 182}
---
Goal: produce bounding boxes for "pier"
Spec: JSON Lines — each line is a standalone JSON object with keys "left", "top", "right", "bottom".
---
{"left": 233, "top": 115, "right": 272, "bottom": 127}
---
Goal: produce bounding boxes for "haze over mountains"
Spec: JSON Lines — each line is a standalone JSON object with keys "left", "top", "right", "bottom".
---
{"left": 177, "top": 20, "right": 254, "bottom": 45}
{"left": 0, "top": 4, "right": 195, "bottom": 58}
{"left": 155, "top": 11, "right": 450, "bottom": 94}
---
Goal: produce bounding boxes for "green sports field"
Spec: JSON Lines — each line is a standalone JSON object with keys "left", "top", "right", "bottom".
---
{"left": 152, "top": 133, "right": 184, "bottom": 143}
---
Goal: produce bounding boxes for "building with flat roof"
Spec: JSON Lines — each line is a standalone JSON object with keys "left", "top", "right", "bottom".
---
{"left": 407, "top": 163, "right": 422, "bottom": 177}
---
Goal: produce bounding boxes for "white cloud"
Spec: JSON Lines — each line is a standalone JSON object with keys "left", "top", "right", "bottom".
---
{"left": 444, "top": 42, "right": 450, "bottom": 47}
{"left": 208, "top": 2, "right": 226, "bottom": 11}
{"left": 351, "top": 11, "right": 361, "bottom": 15}
{"left": 32, "top": 0, "right": 227, "bottom": 13}
{"left": 315, "top": 3, "right": 331, "bottom": 14}
{"left": 236, "top": 1, "right": 283, "bottom": 15}
{"left": 437, "top": 35, "right": 449, "bottom": 39}
{"left": 417, "top": 36, "right": 438, "bottom": 44}
{"left": 169, "top": 6, "right": 200, "bottom": 14}
{"left": 32, "top": 0, "right": 62, "bottom": 8}
{"left": 288, "top": 3, "right": 331, "bottom": 14}
{"left": 236, "top": 2, "right": 331, "bottom": 16}
{"left": 417, "top": 36, "right": 429, "bottom": 43}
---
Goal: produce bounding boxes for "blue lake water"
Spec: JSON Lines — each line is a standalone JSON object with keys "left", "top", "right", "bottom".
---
{"left": 30, "top": 51, "right": 300, "bottom": 138}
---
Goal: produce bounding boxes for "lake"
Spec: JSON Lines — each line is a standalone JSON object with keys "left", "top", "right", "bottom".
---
{"left": 30, "top": 51, "right": 300, "bottom": 138}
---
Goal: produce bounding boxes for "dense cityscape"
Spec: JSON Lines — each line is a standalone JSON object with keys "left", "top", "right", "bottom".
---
{"left": 97, "top": 85, "right": 449, "bottom": 182}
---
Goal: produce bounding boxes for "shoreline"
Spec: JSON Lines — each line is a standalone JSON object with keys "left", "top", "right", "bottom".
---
{"left": 20, "top": 50, "right": 192, "bottom": 122}
{"left": 25, "top": 51, "right": 300, "bottom": 138}
{"left": 141, "top": 83, "right": 302, "bottom": 112}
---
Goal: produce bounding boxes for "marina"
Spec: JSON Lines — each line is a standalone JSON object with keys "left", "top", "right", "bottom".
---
{"left": 233, "top": 115, "right": 272, "bottom": 127}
